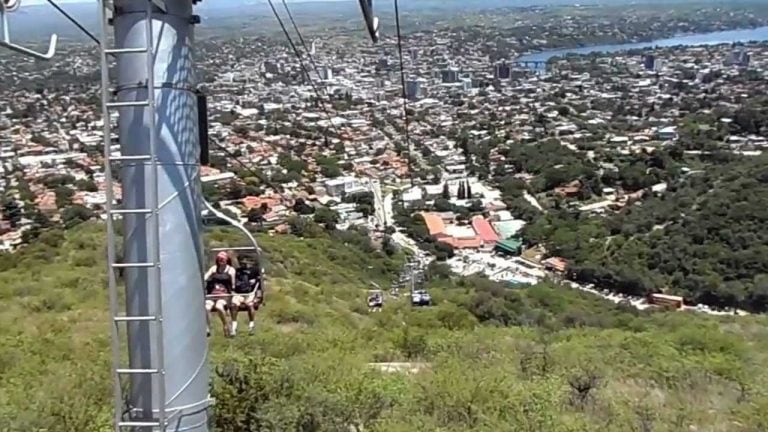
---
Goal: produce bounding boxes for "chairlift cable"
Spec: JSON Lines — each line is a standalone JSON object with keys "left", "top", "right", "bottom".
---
{"left": 281, "top": 0, "right": 323, "bottom": 82}
{"left": 393, "top": 0, "right": 414, "bottom": 188}
{"left": 266, "top": 0, "right": 342, "bottom": 142}
{"left": 279, "top": 0, "right": 338, "bottom": 150}
{"left": 45, "top": 0, "right": 101, "bottom": 48}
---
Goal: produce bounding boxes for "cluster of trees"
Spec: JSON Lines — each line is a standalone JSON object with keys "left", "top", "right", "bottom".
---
{"left": 527, "top": 154, "right": 768, "bottom": 312}
{"left": 0, "top": 174, "right": 96, "bottom": 244}
{"left": 286, "top": 203, "right": 340, "bottom": 234}
{"left": 442, "top": 180, "right": 473, "bottom": 200}
{"left": 394, "top": 211, "right": 455, "bottom": 261}
{"left": 495, "top": 139, "right": 600, "bottom": 193}
{"left": 343, "top": 191, "right": 375, "bottom": 217}
{"left": 316, "top": 156, "right": 342, "bottom": 179}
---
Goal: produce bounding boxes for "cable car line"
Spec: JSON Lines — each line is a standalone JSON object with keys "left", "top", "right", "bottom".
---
{"left": 278, "top": 0, "right": 339, "bottom": 151}
{"left": 281, "top": 0, "right": 322, "bottom": 82}
{"left": 45, "top": 0, "right": 101, "bottom": 47}
{"left": 393, "top": 0, "right": 414, "bottom": 188}
{"left": 266, "top": 0, "right": 342, "bottom": 142}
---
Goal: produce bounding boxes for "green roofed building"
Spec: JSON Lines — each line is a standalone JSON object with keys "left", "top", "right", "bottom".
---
{"left": 495, "top": 237, "right": 522, "bottom": 256}
{"left": 492, "top": 219, "right": 526, "bottom": 240}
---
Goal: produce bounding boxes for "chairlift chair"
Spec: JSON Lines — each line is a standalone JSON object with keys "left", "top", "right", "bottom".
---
{"left": 367, "top": 289, "right": 383, "bottom": 311}
{"left": 202, "top": 198, "right": 265, "bottom": 311}
{"left": 411, "top": 289, "right": 431, "bottom": 307}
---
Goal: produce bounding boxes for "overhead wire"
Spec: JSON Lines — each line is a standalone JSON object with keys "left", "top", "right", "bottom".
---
{"left": 281, "top": 0, "right": 322, "bottom": 80}
{"left": 45, "top": 0, "right": 104, "bottom": 51}
{"left": 393, "top": 0, "right": 414, "bottom": 188}
{"left": 265, "top": 0, "right": 342, "bottom": 144}
{"left": 278, "top": 0, "right": 336, "bottom": 148}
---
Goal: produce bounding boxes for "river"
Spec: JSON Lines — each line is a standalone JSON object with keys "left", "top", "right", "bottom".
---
{"left": 517, "top": 26, "right": 768, "bottom": 64}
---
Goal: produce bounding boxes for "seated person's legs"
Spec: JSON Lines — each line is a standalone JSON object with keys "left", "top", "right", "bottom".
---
{"left": 205, "top": 300, "right": 213, "bottom": 336}
{"left": 214, "top": 299, "right": 228, "bottom": 312}
{"left": 211, "top": 298, "right": 231, "bottom": 336}
{"left": 230, "top": 295, "right": 245, "bottom": 334}
{"left": 244, "top": 293, "right": 257, "bottom": 333}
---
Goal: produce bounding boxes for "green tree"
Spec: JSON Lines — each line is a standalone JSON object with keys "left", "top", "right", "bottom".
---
{"left": 313, "top": 206, "right": 340, "bottom": 230}
{"left": 317, "top": 156, "right": 342, "bottom": 179}
{"left": 277, "top": 153, "right": 307, "bottom": 174}
{"left": 2, "top": 199, "right": 22, "bottom": 227}
{"left": 74, "top": 178, "right": 98, "bottom": 193}
{"left": 293, "top": 198, "right": 315, "bottom": 215}
{"left": 61, "top": 205, "right": 94, "bottom": 228}
{"left": 54, "top": 186, "right": 74, "bottom": 208}
{"left": 434, "top": 198, "right": 453, "bottom": 212}
{"left": 247, "top": 207, "right": 265, "bottom": 225}
{"left": 382, "top": 235, "right": 397, "bottom": 256}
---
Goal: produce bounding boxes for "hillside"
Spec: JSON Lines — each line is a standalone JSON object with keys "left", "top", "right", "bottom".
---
{"left": 1, "top": 222, "right": 768, "bottom": 431}
{"left": 524, "top": 153, "right": 768, "bottom": 312}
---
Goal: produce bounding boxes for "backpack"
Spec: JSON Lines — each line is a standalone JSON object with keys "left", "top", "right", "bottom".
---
{"left": 234, "top": 267, "right": 255, "bottom": 294}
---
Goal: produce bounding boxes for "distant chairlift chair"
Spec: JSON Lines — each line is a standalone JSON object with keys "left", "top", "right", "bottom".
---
{"left": 367, "top": 289, "right": 384, "bottom": 312}
{"left": 411, "top": 289, "right": 431, "bottom": 307}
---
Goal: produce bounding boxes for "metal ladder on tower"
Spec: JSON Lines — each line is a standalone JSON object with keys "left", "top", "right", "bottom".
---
{"left": 98, "top": 0, "right": 167, "bottom": 430}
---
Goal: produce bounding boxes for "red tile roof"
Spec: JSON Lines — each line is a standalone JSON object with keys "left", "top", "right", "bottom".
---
{"left": 439, "top": 236, "right": 483, "bottom": 249}
{"left": 421, "top": 212, "right": 445, "bottom": 236}
{"left": 542, "top": 257, "right": 568, "bottom": 272}
{"left": 471, "top": 216, "right": 498, "bottom": 243}
{"left": 242, "top": 195, "right": 280, "bottom": 210}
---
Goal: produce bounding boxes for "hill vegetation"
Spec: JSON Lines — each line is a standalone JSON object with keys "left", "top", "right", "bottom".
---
{"left": 1, "top": 222, "right": 768, "bottom": 431}
{"left": 522, "top": 152, "right": 768, "bottom": 313}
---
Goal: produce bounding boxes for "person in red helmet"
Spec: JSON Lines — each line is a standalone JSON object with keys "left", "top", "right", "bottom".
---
{"left": 204, "top": 251, "right": 236, "bottom": 337}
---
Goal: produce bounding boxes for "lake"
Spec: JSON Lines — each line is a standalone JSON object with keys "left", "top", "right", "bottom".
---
{"left": 516, "top": 26, "right": 768, "bottom": 64}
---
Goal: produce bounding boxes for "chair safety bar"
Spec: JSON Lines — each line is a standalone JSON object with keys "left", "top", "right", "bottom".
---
{"left": 204, "top": 281, "right": 262, "bottom": 300}
{"left": 201, "top": 199, "right": 262, "bottom": 255}
{"left": 210, "top": 246, "right": 260, "bottom": 252}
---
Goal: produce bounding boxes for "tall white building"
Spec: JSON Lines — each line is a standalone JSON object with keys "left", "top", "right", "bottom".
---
{"left": 319, "top": 66, "right": 333, "bottom": 81}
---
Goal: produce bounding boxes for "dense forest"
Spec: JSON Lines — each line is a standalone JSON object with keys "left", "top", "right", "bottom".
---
{"left": 1, "top": 222, "right": 768, "bottom": 431}
{"left": 521, "top": 152, "right": 768, "bottom": 312}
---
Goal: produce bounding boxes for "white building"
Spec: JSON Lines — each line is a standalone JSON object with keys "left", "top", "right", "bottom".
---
{"left": 324, "top": 176, "right": 368, "bottom": 198}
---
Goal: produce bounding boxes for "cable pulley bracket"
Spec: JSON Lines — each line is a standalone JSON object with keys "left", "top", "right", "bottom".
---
{"left": 0, "top": 0, "right": 58, "bottom": 60}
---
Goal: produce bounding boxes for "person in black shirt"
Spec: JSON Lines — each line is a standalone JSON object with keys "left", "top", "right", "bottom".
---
{"left": 230, "top": 261, "right": 263, "bottom": 335}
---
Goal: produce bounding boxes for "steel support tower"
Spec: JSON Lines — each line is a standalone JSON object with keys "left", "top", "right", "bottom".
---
{"left": 99, "top": 0, "right": 209, "bottom": 430}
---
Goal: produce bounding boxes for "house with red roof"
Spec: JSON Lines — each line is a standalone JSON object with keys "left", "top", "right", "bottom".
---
{"left": 420, "top": 212, "right": 484, "bottom": 250}
{"left": 471, "top": 215, "right": 499, "bottom": 251}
